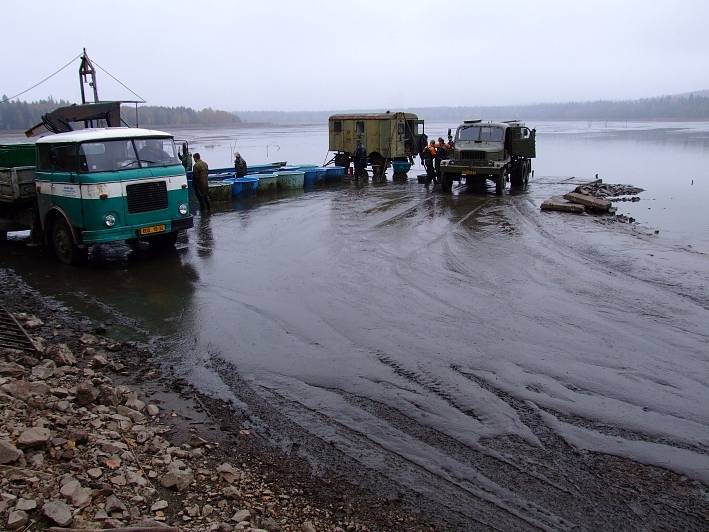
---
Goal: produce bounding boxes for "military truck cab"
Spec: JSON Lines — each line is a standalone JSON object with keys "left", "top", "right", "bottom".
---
{"left": 439, "top": 120, "right": 536, "bottom": 194}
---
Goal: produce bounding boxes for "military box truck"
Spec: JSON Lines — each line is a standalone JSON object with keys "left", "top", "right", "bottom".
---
{"left": 439, "top": 120, "right": 536, "bottom": 194}
{"left": 328, "top": 112, "right": 427, "bottom": 178}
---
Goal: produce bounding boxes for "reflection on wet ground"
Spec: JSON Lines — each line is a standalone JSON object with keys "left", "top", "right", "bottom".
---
{"left": 1, "top": 122, "right": 708, "bottom": 528}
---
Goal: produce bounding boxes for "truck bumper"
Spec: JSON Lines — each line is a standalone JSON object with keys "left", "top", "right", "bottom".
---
{"left": 441, "top": 162, "right": 505, "bottom": 178}
{"left": 79, "top": 216, "right": 194, "bottom": 244}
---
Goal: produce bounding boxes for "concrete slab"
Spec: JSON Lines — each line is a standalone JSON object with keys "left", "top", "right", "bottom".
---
{"left": 541, "top": 196, "right": 585, "bottom": 214}
{"left": 563, "top": 192, "right": 612, "bottom": 211}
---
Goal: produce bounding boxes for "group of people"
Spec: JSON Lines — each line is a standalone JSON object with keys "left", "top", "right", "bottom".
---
{"left": 182, "top": 147, "right": 249, "bottom": 214}
{"left": 421, "top": 135, "right": 454, "bottom": 185}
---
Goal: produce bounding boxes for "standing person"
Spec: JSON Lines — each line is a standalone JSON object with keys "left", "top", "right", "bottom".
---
{"left": 435, "top": 137, "right": 447, "bottom": 182}
{"left": 426, "top": 140, "right": 438, "bottom": 184}
{"left": 178, "top": 142, "right": 193, "bottom": 171}
{"left": 234, "top": 152, "right": 248, "bottom": 177}
{"left": 353, "top": 141, "right": 368, "bottom": 179}
{"left": 192, "top": 153, "right": 211, "bottom": 214}
{"left": 422, "top": 142, "right": 435, "bottom": 185}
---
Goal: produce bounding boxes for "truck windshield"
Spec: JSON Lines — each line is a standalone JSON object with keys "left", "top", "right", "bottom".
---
{"left": 79, "top": 137, "right": 179, "bottom": 172}
{"left": 457, "top": 126, "right": 504, "bottom": 142}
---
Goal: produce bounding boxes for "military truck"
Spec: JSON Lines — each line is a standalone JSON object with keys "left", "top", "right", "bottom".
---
{"left": 438, "top": 120, "right": 536, "bottom": 194}
{"left": 328, "top": 112, "right": 427, "bottom": 178}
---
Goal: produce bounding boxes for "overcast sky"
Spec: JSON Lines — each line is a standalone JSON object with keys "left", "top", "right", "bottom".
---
{"left": 3, "top": 0, "right": 708, "bottom": 112}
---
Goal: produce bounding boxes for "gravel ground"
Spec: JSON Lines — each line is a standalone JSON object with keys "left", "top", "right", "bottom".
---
{"left": 0, "top": 268, "right": 435, "bottom": 531}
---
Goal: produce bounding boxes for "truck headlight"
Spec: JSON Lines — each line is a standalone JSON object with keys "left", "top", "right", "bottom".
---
{"left": 178, "top": 203, "right": 188, "bottom": 215}
{"left": 448, "top": 160, "right": 455, "bottom": 165}
{"left": 104, "top": 213, "right": 116, "bottom": 227}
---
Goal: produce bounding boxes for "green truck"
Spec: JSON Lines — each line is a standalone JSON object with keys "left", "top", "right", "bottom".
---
{"left": 0, "top": 128, "right": 193, "bottom": 264}
{"left": 439, "top": 120, "right": 536, "bottom": 194}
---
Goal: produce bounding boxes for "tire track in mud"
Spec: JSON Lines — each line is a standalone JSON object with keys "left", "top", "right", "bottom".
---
{"left": 205, "top": 358, "right": 528, "bottom": 531}
{"left": 512, "top": 198, "right": 709, "bottom": 313}
{"left": 449, "top": 366, "right": 709, "bottom": 530}
{"left": 252, "top": 381, "right": 570, "bottom": 531}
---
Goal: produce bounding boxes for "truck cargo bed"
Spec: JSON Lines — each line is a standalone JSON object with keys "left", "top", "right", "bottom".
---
{"left": 0, "top": 166, "right": 37, "bottom": 202}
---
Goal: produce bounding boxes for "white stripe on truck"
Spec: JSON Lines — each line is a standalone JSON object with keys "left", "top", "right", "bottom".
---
{"left": 35, "top": 175, "right": 187, "bottom": 199}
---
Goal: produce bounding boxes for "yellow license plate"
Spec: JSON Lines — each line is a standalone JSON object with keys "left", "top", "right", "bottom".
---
{"left": 139, "top": 224, "right": 166, "bottom": 236}
{"left": 463, "top": 170, "right": 476, "bottom": 175}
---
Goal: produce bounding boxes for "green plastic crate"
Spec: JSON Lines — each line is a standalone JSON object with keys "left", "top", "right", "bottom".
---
{"left": 0, "top": 144, "right": 36, "bottom": 168}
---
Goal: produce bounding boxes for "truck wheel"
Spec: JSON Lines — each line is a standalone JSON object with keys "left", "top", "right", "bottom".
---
{"left": 440, "top": 173, "right": 453, "bottom": 193}
{"left": 510, "top": 165, "right": 524, "bottom": 188}
{"left": 51, "top": 217, "right": 87, "bottom": 265}
{"left": 495, "top": 174, "right": 505, "bottom": 195}
{"left": 149, "top": 232, "right": 178, "bottom": 250}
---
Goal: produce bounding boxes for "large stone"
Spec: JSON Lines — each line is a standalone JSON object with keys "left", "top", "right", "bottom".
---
{"left": 42, "top": 500, "right": 73, "bottom": 526}
{"left": 6, "top": 509, "right": 28, "bottom": 529}
{"left": 104, "top": 494, "right": 127, "bottom": 515}
{"left": 24, "top": 316, "right": 44, "bottom": 329}
{"left": 17, "top": 427, "right": 51, "bottom": 448}
{"left": 302, "top": 521, "right": 317, "bottom": 532}
{"left": 0, "top": 439, "right": 22, "bottom": 464}
{"left": 217, "top": 462, "right": 242, "bottom": 483}
{"left": 231, "top": 509, "right": 251, "bottom": 522}
{"left": 0, "top": 362, "right": 26, "bottom": 377}
{"left": 75, "top": 381, "right": 99, "bottom": 406}
{"left": 151, "top": 499, "right": 168, "bottom": 512}
{"left": 15, "top": 498, "right": 36, "bottom": 511}
{"left": 46, "top": 344, "right": 76, "bottom": 366}
{"left": 145, "top": 404, "right": 160, "bottom": 416}
{"left": 160, "top": 468, "right": 194, "bottom": 491}
{"left": 31, "top": 359, "right": 56, "bottom": 380}
{"left": 1, "top": 380, "right": 31, "bottom": 401}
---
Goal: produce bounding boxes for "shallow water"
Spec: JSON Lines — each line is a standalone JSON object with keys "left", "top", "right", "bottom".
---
{"left": 1, "top": 121, "right": 708, "bottom": 526}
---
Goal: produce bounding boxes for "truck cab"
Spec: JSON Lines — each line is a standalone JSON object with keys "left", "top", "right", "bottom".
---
{"left": 33, "top": 128, "right": 193, "bottom": 264}
{"left": 439, "top": 120, "right": 536, "bottom": 194}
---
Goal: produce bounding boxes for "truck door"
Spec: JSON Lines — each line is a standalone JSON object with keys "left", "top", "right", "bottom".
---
{"left": 45, "top": 143, "right": 83, "bottom": 228}
{"left": 331, "top": 119, "right": 343, "bottom": 152}
{"left": 380, "top": 120, "right": 392, "bottom": 158}
{"left": 508, "top": 127, "right": 536, "bottom": 158}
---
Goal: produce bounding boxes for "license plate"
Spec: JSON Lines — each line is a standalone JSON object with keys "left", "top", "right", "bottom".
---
{"left": 463, "top": 169, "right": 476, "bottom": 175}
{"left": 139, "top": 224, "right": 165, "bottom": 236}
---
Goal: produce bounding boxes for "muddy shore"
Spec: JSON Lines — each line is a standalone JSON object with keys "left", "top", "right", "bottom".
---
{"left": 0, "top": 268, "right": 435, "bottom": 531}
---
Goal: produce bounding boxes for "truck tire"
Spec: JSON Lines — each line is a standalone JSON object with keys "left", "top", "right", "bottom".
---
{"left": 495, "top": 174, "right": 505, "bottom": 195}
{"left": 148, "top": 231, "right": 178, "bottom": 250}
{"left": 440, "top": 172, "right": 453, "bottom": 193}
{"left": 510, "top": 165, "right": 524, "bottom": 188}
{"left": 51, "top": 217, "right": 87, "bottom": 265}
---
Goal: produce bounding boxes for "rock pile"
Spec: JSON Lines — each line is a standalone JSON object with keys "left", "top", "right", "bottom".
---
{"left": 0, "top": 311, "right": 376, "bottom": 531}
{"left": 541, "top": 179, "right": 643, "bottom": 216}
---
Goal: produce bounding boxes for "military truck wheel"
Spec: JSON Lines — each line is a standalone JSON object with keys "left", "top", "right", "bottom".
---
{"left": 440, "top": 173, "right": 453, "bottom": 193}
{"left": 149, "top": 231, "right": 178, "bottom": 250}
{"left": 510, "top": 165, "right": 525, "bottom": 188}
{"left": 51, "top": 217, "right": 87, "bottom": 265}
{"left": 495, "top": 174, "right": 505, "bottom": 195}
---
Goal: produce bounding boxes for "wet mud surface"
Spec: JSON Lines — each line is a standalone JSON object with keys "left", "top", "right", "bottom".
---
{"left": 2, "top": 171, "right": 708, "bottom": 529}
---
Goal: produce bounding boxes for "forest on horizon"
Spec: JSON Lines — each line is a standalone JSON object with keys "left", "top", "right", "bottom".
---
{"left": 2, "top": 92, "right": 709, "bottom": 130}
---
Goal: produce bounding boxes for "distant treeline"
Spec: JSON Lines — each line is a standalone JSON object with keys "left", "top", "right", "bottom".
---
{"left": 121, "top": 105, "right": 241, "bottom": 127}
{"left": 0, "top": 96, "right": 72, "bottom": 130}
{"left": 0, "top": 97, "right": 242, "bottom": 130}
{"left": 237, "top": 93, "right": 709, "bottom": 125}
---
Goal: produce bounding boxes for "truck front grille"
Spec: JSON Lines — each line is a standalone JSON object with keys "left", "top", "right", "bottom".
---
{"left": 459, "top": 150, "right": 486, "bottom": 161}
{"left": 126, "top": 181, "right": 168, "bottom": 214}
